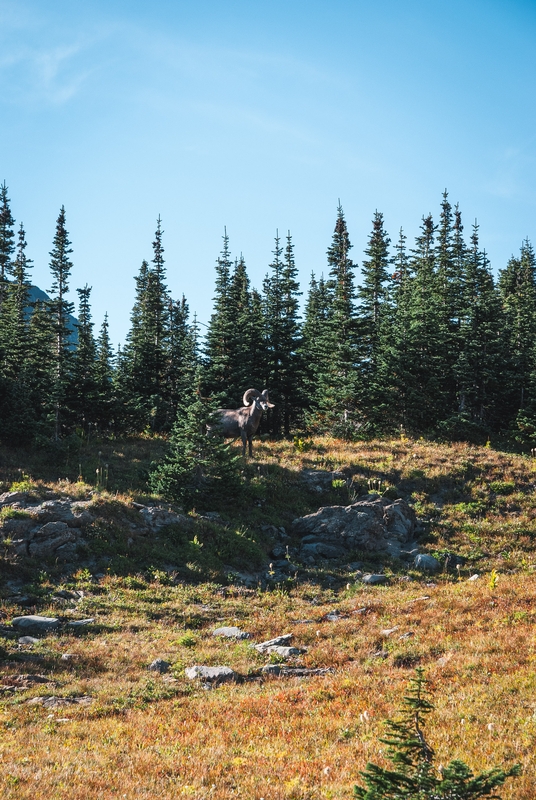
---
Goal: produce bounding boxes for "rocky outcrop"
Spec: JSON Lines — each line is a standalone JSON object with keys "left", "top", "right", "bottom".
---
{"left": 0, "top": 492, "right": 190, "bottom": 563}
{"left": 292, "top": 496, "right": 417, "bottom": 563}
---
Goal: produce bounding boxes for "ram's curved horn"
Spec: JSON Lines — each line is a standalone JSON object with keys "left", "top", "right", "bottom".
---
{"left": 243, "top": 388, "right": 261, "bottom": 406}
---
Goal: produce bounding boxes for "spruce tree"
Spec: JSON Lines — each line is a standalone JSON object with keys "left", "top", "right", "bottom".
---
{"left": 0, "top": 181, "right": 15, "bottom": 314}
{"left": 354, "top": 669, "right": 520, "bottom": 799}
{"left": 357, "top": 210, "right": 391, "bottom": 428}
{"left": 315, "top": 203, "right": 359, "bottom": 436}
{"left": 48, "top": 205, "right": 75, "bottom": 439}
{"left": 300, "top": 273, "right": 333, "bottom": 431}
{"left": 68, "top": 285, "right": 99, "bottom": 432}
{"left": 204, "top": 229, "right": 235, "bottom": 403}
{"left": 149, "top": 365, "right": 242, "bottom": 510}
{"left": 94, "top": 313, "right": 115, "bottom": 431}
{"left": 444, "top": 223, "right": 504, "bottom": 440}
{"left": 498, "top": 239, "right": 536, "bottom": 421}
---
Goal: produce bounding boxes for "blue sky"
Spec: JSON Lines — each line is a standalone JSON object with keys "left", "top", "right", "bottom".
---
{"left": 2, "top": 0, "right": 536, "bottom": 345}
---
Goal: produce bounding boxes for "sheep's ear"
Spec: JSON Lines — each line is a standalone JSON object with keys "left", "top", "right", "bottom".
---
{"left": 267, "top": 401, "right": 275, "bottom": 408}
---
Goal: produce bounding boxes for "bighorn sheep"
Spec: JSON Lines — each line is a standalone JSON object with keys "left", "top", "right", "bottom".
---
{"left": 212, "top": 389, "right": 274, "bottom": 457}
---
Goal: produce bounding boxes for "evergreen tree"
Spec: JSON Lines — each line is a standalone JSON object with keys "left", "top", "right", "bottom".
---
{"left": 94, "top": 313, "right": 115, "bottom": 430}
{"left": 68, "top": 285, "right": 99, "bottom": 432}
{"left": 1, "top": 223, "right": 33, "bottom": 379}
{"left": 0, "top": 181, "right": 15, "bottom": 314}
{"left": 300, "top": 273, "right": 333, "bottom": 430}
{"left": 354, "top": 669, "right": 521, "bottom": 799}
{"left": 149, "top": 365, "right": 242, "bottom": 510}
{"left": 498, "top": 238, "right": 536, "bottom": 420}
{"left": 443, "top": 223, "right": 504, "bottom": 440}
{"left": 204, "top": 229, "right": 235, "bottom": 403}
{"left": 48, "top": 206, "right": 75, "bottom": 439}
{"left": 357, "top": 210, "right": 391, "bottom": 427}
{"left": 312, "top": 203, "right": 359, "bottom": 436}
{"left": 262, "top": 231, "right": 302, "bottom": 435}
{"left": 399, "top": 214, "right": 450, "bottom": 432}
{"left": 378, "top": 228, "right": 413, "bottom": 432}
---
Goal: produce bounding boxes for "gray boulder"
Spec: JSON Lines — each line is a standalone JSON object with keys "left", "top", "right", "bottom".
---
{"left": 138, "top": 506, "right": 188, "bottom": 531}
{"left": 28, "top": 521, "right": 77, "bottom": 560}
{"left": 27, "top": 499, "right": 93, "bottom": 528}
{"left": 11, "top": 615, "right": 60, "bottom": 632}
{"left": 213, "top": 626, "right": 250, "bottom": 640}
{"left": 360, "top": 573, "right": 389, "bottom": 586}
{"left": 414, "top": 554, "right": 441, "bottom": 574}
{"left": 293, "top": 497, "right": 416, "bottom": 562}
{"left": 254, "top": 634, "right": 293, "bottom": 654}
{"left": 185, "top": 665, "right": 235, "bottom": 683}
{"left": 0, "top": 491, "right": 28, "bottom": 507}
{"left": 261, "top": 645, "right": 306, "bottom": 658}
{"left": 149, "top": 658, "right": 171, "bottom": 673}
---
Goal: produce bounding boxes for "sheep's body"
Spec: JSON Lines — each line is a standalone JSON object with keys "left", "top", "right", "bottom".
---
{"left": 212, "top": 389, "right": 274, "bottom": 457}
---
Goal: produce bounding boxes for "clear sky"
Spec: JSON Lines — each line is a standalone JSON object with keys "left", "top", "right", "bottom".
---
{"left": 2, "top": 0, "right": 536, "bottom": 346}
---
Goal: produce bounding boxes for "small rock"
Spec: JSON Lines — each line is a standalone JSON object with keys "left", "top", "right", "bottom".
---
{"left": 398, "top": 631, "right": 414, "bottom": 640}
{"left": 212, "top": 626, "right": 250, "bottom": 640}
{"left": 468, "top": 574, "right": 480, "bottom": 582}
{"left": 61, "top": 654, "right": 76, "bottom": 661}
{"left": 27, "top": 695, "right": 93, "bottom": 708}
{"left": 184, "top": 665, "right": 235, "bottom": 683}
{"left": 149, "top": 658, "right": 170, "bottom": 674}
{"left": 11, "top": 615, "right": 60, "bottom": 632}
{"left": 263, "top": 646, "right": 306, "bottom": 657}
{"left": 414, "top": 554, "right": 441, "bottom": 574}
{"left": 18, "top": 636, "right": 39, "bottom": 645}
{"left": 67, "top": 619, "right": 95, "bottom": 628}
{"left": 380, "top": 626, "right": 400, "bottom": 637}
{"left": 261, "top": 665, "right": 333, "bottom": 677}
{"left": 254, "top": 634, "right": 293, "bottom": 653}
{"left": 361, "top": 574, "right": 389, "bottom": 586}
{"left": 0, "top": 491, "right": 28, "bottom": 507}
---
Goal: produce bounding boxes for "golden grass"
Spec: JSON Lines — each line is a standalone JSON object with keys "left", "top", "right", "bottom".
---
{"left": 2, "top": 436, "right": 536, "bottom": 798}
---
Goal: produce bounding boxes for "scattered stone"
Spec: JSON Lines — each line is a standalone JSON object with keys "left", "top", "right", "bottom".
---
{"left": 292, "top": 619, "right": 315, "bottom": 625}
{"left": 468, "top": 574, "right": 480, "bottom": 582}
{"left": 399, "top": 631, "right": 415, "bottom": 640}
{"left": 261, "top": 665, "right": 333, "bottom": 677}
{"left": 27, "top": 695, "right": 93, "bottom": 708}
{"left": 262, "top": 646, "right": 306, "bottom": 658}
{"left": 67, "top": 619, "right": 95, "bottom": 628}
{"left": 325, "top": 612, "right": 346, "bottom": 622}
{"left": 138, "top": 506, "right": 188, "bottom": 532}
{"left": 18, "top": 636, "right": 39, "bottom": 645}
{"left": 380, "top": 626, "right": 400, "bottom": 637}
{"left": 414, "top": 554, "right": 441, "bottom": 574}
{"left": 11, "top": 615, "right": 60, "bottom": 632}
{"left": 149, "top": 658, "right": 170, "bottom": 673}
{"left": 360, "top": 574, "right": 389, "bottom": 586}
{"left": 184, "top": 665, "right": 236, "bottom": 683}
{"left": 61, "top": 654, "right": 76, "bottom": 661}
{"left": 254, "top": 634, "right": 293, "bottom": 653}
{"left": 0, "top": 490, "right": 28, "bottom": 506}
{"left": 2, "top": 674, "right": 52, "bottom": 688}
{"left": 54, "top": 590, "right": 84, "bottom": 601}
{"left": 352, "top": 607, "right": 369, "bottom": 615}
{"left": 212, "top": 626, "right": 250, "bottom": 640}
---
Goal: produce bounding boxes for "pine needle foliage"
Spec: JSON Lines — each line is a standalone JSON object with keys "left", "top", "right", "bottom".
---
{"left": 354, "top": 669, "right": 521, "bottom": 800}
{"left": 149, "top": 367, "right": 242, "bottom": 510}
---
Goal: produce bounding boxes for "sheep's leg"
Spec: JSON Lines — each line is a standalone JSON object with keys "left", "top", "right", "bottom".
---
{"left": 241, "top": 432, "right": 247, "bottom": 457}
{"left": 248, "top": 437, "right": 253, "bottom": 458}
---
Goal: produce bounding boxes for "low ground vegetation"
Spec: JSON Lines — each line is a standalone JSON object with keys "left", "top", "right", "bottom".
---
{"left": 1, "top": 435, "right": 536, "bottom": 798}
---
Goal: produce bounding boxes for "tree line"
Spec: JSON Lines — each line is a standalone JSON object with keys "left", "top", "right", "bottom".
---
{"left": 1, "top": 181, "right": 536, "bottom": 448}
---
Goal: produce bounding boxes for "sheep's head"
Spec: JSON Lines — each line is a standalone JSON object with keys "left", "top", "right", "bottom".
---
{"left": 243, "top": 388, "right": 275, "bottom": 410}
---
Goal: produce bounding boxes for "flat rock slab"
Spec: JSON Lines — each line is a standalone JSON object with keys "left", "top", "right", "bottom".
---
{"left": 18, "top": 636, "right": 40, "bottom": 645}
{"left": 67, "top": 619, "right": 95, "bottom": 628}
{"left": 185, "top": 666, "right": 236, "bottom": 683}
{"left": 11, "top": 616, "right": 60, "bottom": 632}
{"left": 262, "top": 646, "right": 306, "bottom": 658}
{"left": 213, "top": 626, "right": 251, "bottom": 640}
{"left": 360, "top": 574, "right": 389, "bottom": 586}
{"left": 262, "top": 665, "right": 334, "bottom": 677}
{"left": 254, "top": 634, "right": 293, "bottom": 653}
{"left": 27, "top": 695, "right": 93, "bottom": 708}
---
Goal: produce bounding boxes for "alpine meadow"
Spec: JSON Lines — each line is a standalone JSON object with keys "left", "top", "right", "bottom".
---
{"left": 1, "top": 178, "right": 536, "bottom": 798}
